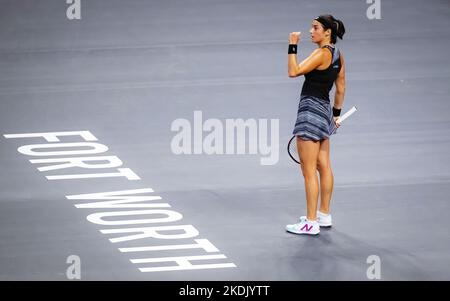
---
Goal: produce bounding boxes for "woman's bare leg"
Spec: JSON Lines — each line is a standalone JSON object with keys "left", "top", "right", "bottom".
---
{"left": 296, "top": 137, "right": 320, "bottom": 220}
{"left": 317, "top": 138, "right": 333, "bottom": 214}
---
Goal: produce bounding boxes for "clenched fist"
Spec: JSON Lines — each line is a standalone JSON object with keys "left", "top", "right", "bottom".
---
{"left": 289, "top": 32, "right": 301, "bottom": 44}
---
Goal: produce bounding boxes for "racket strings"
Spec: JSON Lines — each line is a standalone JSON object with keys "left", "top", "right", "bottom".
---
{"left": 288, "top": 136, "right": 300, "bottom": 163}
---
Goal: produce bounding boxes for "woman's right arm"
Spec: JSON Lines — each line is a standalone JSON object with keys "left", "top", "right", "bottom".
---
{"left": 334, "top": 53, "right": 346, "bottom": 109}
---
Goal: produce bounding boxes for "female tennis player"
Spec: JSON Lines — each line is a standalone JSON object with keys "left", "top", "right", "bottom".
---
{"left": 286, "top": 14, "right": 346, "bottom": 235}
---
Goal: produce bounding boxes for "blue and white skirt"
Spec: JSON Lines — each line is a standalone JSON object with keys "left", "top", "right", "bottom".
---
{"left": 292, "top": 95, "right": 337, "bottom": 141}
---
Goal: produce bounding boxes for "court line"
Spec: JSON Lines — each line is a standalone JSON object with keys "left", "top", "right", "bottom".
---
{"left": 0, "top": 74, "right": 448, "bottom": 95}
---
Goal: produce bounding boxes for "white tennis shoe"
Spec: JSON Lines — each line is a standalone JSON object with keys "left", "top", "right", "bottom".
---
{"left": 286, "top": 219, "right": 320, "bottom": 235}
{"left": 299, "top": 211, "right": 332, "bottom": 227}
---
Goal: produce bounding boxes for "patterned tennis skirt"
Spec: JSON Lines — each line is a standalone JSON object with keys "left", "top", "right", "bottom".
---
{"left": 292, "top": 95, "right": 338, "bottom": 141}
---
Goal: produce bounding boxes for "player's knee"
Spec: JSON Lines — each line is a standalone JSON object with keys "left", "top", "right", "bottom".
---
{"left": 300, "top": 162, "right": 317, "bottom": 178}
{"left": 317, "top": 157, "right": 331, "bottom": 172}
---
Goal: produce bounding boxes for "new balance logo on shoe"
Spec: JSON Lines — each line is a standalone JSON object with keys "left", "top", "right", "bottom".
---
{"left": 301, "top": 224, "right": 313, "bottom": 232}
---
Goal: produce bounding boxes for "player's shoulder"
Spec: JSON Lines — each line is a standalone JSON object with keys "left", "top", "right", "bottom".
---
{"left": 310, "top": 47, "right": 326, "bottom": 58}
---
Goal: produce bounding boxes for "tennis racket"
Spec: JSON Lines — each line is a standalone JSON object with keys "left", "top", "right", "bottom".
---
{"left": 287, "top": 106, "right": 357, "bottom": 164}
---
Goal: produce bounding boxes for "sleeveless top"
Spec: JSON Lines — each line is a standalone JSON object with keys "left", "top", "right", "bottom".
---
{"left": 300, "top": 45, "right": 342, "bottom": 102}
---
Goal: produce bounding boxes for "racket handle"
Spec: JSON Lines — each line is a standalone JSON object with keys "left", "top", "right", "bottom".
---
{"left": 337, "top": 106, "right": 357, "bottom": 123}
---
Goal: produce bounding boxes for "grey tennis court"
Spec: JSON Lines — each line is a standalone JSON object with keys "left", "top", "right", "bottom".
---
{"left": 1, "top": 0, "right": 450, "bottom": 280}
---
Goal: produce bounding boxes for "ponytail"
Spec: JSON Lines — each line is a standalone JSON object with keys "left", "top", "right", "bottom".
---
{"left": 334, "top": 18, "right": 346, "bottom": 40}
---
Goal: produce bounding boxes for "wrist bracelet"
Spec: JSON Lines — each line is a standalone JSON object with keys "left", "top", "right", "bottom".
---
{"left": 333, "top": 107, "right": 341, "bottom": 117}
{"left": 288, "top": 44, "right": 297, "bottom": 54}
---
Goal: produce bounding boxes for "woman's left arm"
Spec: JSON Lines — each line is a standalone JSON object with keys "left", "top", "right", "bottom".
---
{"left": 288, "top": 32, "right": 324, "bottom": 77}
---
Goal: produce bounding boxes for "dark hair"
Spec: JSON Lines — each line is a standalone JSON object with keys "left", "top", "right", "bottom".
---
{"left": 315, "top": 14, "right": 345, "bottom": 44}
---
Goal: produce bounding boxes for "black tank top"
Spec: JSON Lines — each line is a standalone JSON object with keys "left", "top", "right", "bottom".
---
{"left": 301, "top": 45, "right": 342, "bottom": 102}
